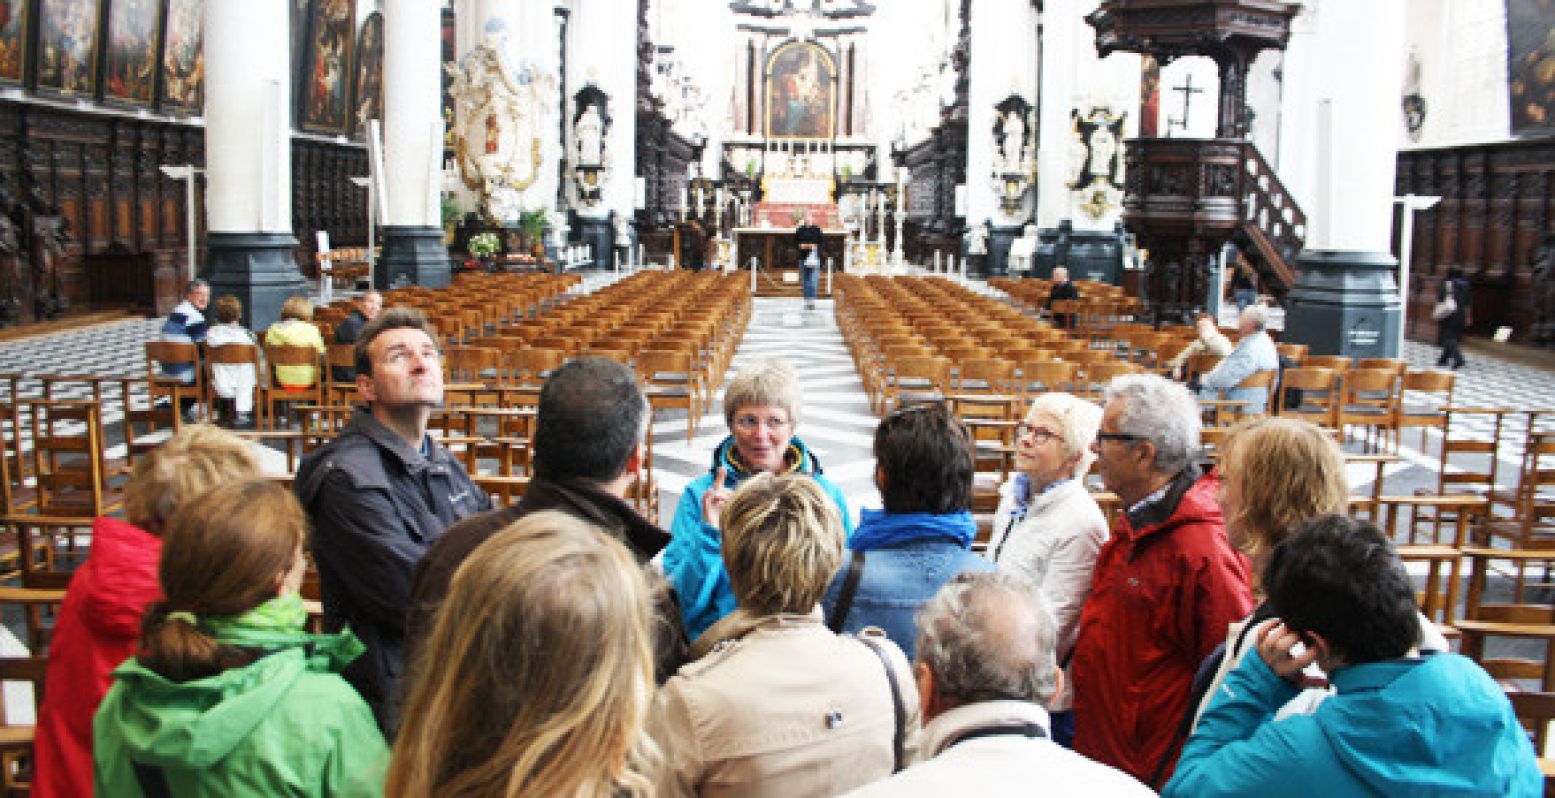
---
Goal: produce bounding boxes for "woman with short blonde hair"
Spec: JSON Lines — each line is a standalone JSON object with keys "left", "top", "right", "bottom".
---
{"left": 653, "top": 474, "right": 919, "bottom": 797}
{"left": 265, "top": 295, "right": 326, "bottom": 389}
{"left": 390, "top": 511, "right": 657, "bottom": 798}
{"left": 664, "top": 359, "right": 852, "bottom": 641}
{"left": 986, "top": 392, "right": 1107, "bottom": 745}
{"left": 36, "top": 425, "right": 259, "bottom": 798}
{"left": 1218, "top": 416, "right": 1348, "bottom": 565}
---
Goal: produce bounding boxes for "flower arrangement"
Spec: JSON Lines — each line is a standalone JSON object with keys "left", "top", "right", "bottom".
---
{"left": 467, "top": 232, "right": 501, "bottom": 258}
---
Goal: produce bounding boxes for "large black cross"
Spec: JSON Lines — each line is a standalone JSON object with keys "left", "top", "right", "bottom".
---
{"left": 1170, "top": 73, "right": 1204, "bottom": 132}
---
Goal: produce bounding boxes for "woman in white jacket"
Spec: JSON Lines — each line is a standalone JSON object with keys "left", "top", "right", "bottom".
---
{"left": 987, "top": 392, "right": 1106, "bottom": 746}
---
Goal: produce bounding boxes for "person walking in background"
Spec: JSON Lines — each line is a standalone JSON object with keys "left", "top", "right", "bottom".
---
{"left": 1435, "top": 266, "right": 1470, "bottom": 369}
{"left": 795, "top": 210, "right": 823, "bottom": 310}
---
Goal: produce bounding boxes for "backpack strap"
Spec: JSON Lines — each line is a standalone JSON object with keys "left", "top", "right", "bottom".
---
{"left": 856, "top": 633, "right": 907, "bottom": 773}
{"left": 825, "top": 549, "right": 866, "bottom": 633}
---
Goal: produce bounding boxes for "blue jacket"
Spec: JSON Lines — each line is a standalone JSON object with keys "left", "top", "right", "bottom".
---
{"left": 1166, "top": 650, "right": 1541, "bottom": 797}
{"left": 1200, "top": 330, "right": 1279, "bottom": 414}
{"left": 159, "top": 299, "right": 208, "bottom": 383}
{"left": 664, "top": 436, "right": 853, "bottom": 642}
{"left": 820, "top": 509, "right": 995, "bottom": 660}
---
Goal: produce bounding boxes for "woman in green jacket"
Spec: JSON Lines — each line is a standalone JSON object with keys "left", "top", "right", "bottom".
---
{"left": 94, "top": 479, "right": 386, "bottom": 797}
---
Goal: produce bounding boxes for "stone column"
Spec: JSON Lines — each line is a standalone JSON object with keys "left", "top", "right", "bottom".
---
{"left": 1034, "top": 0, "right": 1078, "bottom": 235}
{"left": 203, "top": 1, "right": 302, "bottom": 329}
{"left": 968, "top": 0, "right": 1038, "bottom": 277}
{"left": 568, "top": 0, "right": 637, "bottom": 268}
{"left": 377, "top": 0, "right": 450, "bottom": 288}
{"left": 517, "top": 0, "right": 563, "bottom": 213}
{"left": 1283, "top": 0, "right": 1406, "bottom": 357}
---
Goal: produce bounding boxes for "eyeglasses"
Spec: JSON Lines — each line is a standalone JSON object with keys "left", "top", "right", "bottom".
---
{"left": 1015, "top": 422, "right": 1062, "bottom": 445}
{"left": 1095, "top": 431, "right": 1147, "bottom": 444}
{"left": 733, "top": 414, "right": 791, "bottom": 431}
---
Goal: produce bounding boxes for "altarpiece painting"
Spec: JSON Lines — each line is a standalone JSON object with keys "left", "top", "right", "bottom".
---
{"left": 160, "top": 0, "right": 202, "bottom": 113}
{"left": 301, "top": 0, "right": 354, "bottom": 133}
{"left": 104, "top": 0, "right": 163, "bottom": 105}
{"left": 765, "top": 41, "right": 835, "bottom": 139}
{"left": 36, "top": 0, "right": 101, "bottom": 97}
{"left": 0, "top": 0, "right": 29, "bottom": 85}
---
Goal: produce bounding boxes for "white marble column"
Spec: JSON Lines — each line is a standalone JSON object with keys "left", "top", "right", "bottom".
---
{"left": 517, "top": 0, "right": 563, "bottom": 212}
{"left": 1034, "top": 0, "right": 1079, "bottom": 232}
{"left": 1282, "top": 0, "right": 1408, "bottom": 357}
{"left": 968, "top": 0, "right": 1038, "bottom": 276}
{"left": 378, "top": 0, "right": 451, "bottom": 287}
{"left": 202, "top": 0, "right": 302, "bottom": 327}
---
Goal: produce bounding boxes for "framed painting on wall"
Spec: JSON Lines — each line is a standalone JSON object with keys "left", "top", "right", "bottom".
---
{"left": 0, "top": 0, "right": 30, "bottom": 86}
{"left": 160, "top": 0, "right": 202, "bottom": 114}
{"left": 1508, "top": 0, "right": 1555, "bottom": 136}
{"left": 103, "top": 0, "right": 163, "bottom": 105}
{"left": 300, "top": 0, "right": 354, "bottom": 134}
{"left": 291, "top": 0, "right": 310, "bottom": 101}
{"left": 35, "top": 0, "right": 102, "bottom": 97}
{"left": 350, "top": 11, "right": 382, "bottom": 138}
{"left": 764, "top": 41, "right": 836, "bottom": 139}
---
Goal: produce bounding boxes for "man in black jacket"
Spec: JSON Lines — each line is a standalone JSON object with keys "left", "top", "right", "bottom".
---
{"left": 330, "top": 290, "right": 382, "bottom": 382}
{"left": 407, "top": 356, "right": 688, "bottom": 681}
{"left": 1436, "top": 267, "right": 1469, "bottom": 369}
{"left": 1047, "top": 265, "right": 1080, "bottom": 329}
{"left": 295, "top": 307, "right": 491, "bottom": 733}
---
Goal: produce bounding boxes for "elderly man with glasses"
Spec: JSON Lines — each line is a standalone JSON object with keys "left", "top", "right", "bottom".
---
{"left": 1069, "top": 374, "right": 1252, "bottom": 789}
{"left": 662, "top": 359, "right": 853, "bottom": 641}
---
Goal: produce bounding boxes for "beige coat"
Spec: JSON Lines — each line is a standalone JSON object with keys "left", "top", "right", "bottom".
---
{"left": 649, "top": 612, "right": 921, "bottom": 798}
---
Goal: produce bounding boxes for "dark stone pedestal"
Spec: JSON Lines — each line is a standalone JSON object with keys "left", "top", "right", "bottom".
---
{"left": 576, "top": 216, "right": 612, "bottom": 270}
{"left": 378, "top": 225, "right": 451, "bottom": 290}
{"left": 1033, "top": 221, "right": 1126, "bottom": 284}
{"left": 1283, "top": 249, "right": 1402, "bottom": 358}
{"left": 205, "top": 232, "right": 306, "bottom": 330}
{"left": 988, "top": 225, "right": 1020, "bottom": 277}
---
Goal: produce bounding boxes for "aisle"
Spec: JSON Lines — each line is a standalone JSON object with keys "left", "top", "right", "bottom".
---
{"left": 650, "top": 297, "right": 880, "bottom": 524}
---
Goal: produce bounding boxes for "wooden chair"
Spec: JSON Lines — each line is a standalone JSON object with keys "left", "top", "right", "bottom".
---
{"left": 1396, "top": 370, "right": 1455, "bottom": 448}
{"left": 323, "top": 343, "right": 358, "bottom": 404}
{"left": 0, "top": 586, "right": 65, "bottom": 795}
{"left": 1505, "top": 692, "right": 1555, "bottom": 793}
{"left": 881, "top": 355, "right": 949, "bottom": 412}
{"left": 1275, "top": 366, "right": 1341, "bottom": 430}
{"left": 639, "top": 349, "right": 704, "bottom": 443}
{"left": 1338, "top": 367, "right": 1401, "bottom": 452}
{"left": 260, "top": 345, "right": 326, "bottom": 429}
{"left": 28, "top": 400, "right": 122, "bottom": 523}
{"left": 143, "top": 341, "right": 209, "bottom": 425}
{"left": 203, "top": 342, "right": 262, "bottom": 426}
{"left": 1408, "top": 407, "right": 1510, "bottom": 545}
{"left": 1458, "top": 544, "right": 1555, "bottom": 689}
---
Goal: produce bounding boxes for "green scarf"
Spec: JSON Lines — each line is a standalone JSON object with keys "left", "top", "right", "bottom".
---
{"left": 201, "top": 593, "right": 365, "bottom": 670}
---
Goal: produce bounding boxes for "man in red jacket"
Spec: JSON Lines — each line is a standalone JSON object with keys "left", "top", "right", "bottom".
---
{"left": 1071, "top": 374, "right": 1252, "bottom": 789}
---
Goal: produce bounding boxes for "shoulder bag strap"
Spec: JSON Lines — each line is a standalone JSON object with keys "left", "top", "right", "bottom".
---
{"left": 856, "top": 633, "right": 907, "bottom": 773}
{"left": 825, "top": 550, "right": 866, "bottom": 633}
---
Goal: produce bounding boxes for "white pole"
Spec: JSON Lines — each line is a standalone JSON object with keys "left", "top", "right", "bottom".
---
{"left": 750, "top": 256, "right": 757, "bottom": 293}
{"left": 825, "top": 257, "right": 833, "bottom": 296}
{"left": 1393, "top": 193, "right": 1441, "bottom": 355}
{"left": 185, "top": 172, "right": 197, "bottom": 282}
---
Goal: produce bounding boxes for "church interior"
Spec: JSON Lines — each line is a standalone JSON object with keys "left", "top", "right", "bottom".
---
{"left": 0, "top": 0, "right": 1552, "bottom": 792}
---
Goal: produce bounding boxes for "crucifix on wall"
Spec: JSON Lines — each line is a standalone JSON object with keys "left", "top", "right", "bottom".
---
{"left": 1166, "top": 73, "right": 1204, "bottom": 136}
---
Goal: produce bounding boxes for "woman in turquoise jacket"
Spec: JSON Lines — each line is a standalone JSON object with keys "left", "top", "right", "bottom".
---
{"left": 94, "top": 479, "right": 386, "bottom": 797}
{"left": 663, "top": 360, "right": 852, "bottom": 641}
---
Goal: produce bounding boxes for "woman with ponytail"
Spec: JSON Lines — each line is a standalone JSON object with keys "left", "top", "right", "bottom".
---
{"left": 388, "top": 510, "right": 658, "bottom": 797}
{"left": 93, "top": 479, "right": 386, "bottom": 796}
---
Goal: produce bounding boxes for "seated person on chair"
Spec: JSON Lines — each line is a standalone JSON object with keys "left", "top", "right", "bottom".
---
{"left": 160, "top": 279, "right": 210, "bottom": 419}
{"left": 1168, "top": 313, "right": 1233, "bottom": 383}
{"left": 205, "top": 295, "right": 261, "bottom": 428}
{"left": 264, "top": 296, "right": 327, "bottom": 392}
{"left": 1165, "top": 514, "right": 1540, "bottom": 797}
{"left": 1198, "top": 304, "right": 1279, "bottom": 415}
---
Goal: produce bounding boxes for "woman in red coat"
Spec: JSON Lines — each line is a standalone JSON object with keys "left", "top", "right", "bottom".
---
{"left": 32, "top": 425, "right": 259, "bottom": 798}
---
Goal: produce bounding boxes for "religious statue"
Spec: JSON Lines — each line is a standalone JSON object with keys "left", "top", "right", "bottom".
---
{"left": 27, "top": 197, "right": 69, "bottom": 320}
{"left": 447, "top": 19, "right": 553, "bottom": 223}
{"left": 0, "top": 179, "right": 20, "bottom": 328}
{"left": 965, "top": 222, "right": 989, "bottom": 256}
{"left": 1000, "top": 110, "right": 1026, "bottom": 172}
{"left": 575, "top": 105, "right": 604, "bottom": 167}
{"left": 1069, "top": 106, "right": 1127, "bottom": 225}
{"left": 570, "top": 88, "right": 611, "bottom": 209}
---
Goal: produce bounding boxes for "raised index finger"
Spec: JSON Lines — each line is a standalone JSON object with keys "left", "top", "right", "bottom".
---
{"left": 713, "top": 466, "right": 727, "bottom": 492}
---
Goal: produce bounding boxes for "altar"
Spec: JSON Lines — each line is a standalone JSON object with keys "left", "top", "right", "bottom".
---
{"left": 734, "top": 226, "right": 848, "bottom": 270}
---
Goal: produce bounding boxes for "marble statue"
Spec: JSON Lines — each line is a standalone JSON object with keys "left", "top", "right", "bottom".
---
{"left": 447, "top": 19, "right": 553, "bottom": 222}
{"left": 575, "top": 105, "right": 604, "bottom": 167}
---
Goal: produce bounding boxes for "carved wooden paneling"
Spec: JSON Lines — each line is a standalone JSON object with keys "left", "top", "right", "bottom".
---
{"left": 1396, "top": 139, "right": 1555, "bottom": 345}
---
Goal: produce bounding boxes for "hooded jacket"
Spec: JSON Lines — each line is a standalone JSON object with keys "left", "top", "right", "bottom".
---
{"left": 35, "top": 516, "right": 162, "bottom": 798}
{"left": 820, "top": 508, "right": 994, "bottom": 660}
{"left": 1166, "top": 650, "right": 1541, "bottom": 797}
{"left": 1070, "top": 466, "right": 1252, "bottom": 787}
{"left": 663, "top": 435, "right": 853, "bottom": 641}
{"left": 93, "top": 622, "right": 386, "bottom": 797}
